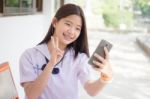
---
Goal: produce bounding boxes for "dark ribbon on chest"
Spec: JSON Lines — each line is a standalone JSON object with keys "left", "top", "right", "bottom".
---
{"left": 41, "top": 57, "right": 60, "bottom": 74}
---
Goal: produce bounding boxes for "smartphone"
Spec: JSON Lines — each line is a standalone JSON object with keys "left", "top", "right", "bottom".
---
{"left": 88, "top": 39, "right": 113, "bottom": 68}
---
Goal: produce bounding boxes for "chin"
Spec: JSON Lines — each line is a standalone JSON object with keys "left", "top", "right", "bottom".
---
{"left": 64, "top": 41, "right": 72, "bottom": 45}
{"left": 62, "top": 38, "right": 72, "bottom": 43}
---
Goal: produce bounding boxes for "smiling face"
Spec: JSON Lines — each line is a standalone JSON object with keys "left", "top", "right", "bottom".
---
{"left": 40, "top": 4, "right": 89, "bottom": 58}
{"left": 52, "top": 15, "right": 82, "bottom": 48}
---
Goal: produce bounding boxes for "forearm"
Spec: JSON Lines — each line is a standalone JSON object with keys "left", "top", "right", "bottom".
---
{"left": 84, "top": 78, "right": 106, "bottom": 96}
{"left": 24, "top": 61, "right": 54, "bottom": 99}
{"left": 85, "top": 46, "right": 113, "bottom": 96}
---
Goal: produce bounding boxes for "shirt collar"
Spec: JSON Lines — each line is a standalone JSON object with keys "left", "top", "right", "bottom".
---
{"left": 34, "top": 43, "right": 50, "bottom": 60}
{"left": 34, "top": 43, "right": 75, "bottom": 60}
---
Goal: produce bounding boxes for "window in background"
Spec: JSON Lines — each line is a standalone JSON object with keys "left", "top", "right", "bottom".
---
{"left": 0, "top": 0, "right": 43, "bottom": 16}
{"left": 0, "top": 0, "right": 3, "bottom": 16}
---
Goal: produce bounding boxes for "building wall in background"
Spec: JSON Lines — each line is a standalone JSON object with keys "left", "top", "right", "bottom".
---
{"left": 0, "top": 0, "right": 53, "bottom": 98}
{"left": 0, "top": 0, "right": 74, "bottom": 98}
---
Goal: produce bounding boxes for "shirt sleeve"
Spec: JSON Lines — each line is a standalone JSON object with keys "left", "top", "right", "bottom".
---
{"left": 78, "top": 54, "right": 92, "bottom": 86}
{"left": 19, "top": 49, "right": 37, "bottom": 86}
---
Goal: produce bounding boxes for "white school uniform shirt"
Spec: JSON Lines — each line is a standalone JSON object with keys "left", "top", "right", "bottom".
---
{"left": 19, "top": 43, "right": 92, "bottom": 99}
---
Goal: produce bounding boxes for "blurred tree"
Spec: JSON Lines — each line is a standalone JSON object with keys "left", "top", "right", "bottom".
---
{"left": 134, "top": 0, "right": 150, "bottom": 15}
{"left": 102, "top": 0, "right": 133, "bottom": 28}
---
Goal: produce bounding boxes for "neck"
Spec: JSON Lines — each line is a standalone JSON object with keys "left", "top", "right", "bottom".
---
{"left": 59, "top": 43, "right": 67, "bottom": 51}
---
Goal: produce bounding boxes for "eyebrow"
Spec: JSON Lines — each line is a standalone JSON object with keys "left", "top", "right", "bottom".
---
{"left": 65, "top": 19, "right": 81, "bottom": 27}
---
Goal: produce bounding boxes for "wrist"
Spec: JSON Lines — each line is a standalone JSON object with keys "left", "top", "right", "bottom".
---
{"left": 100, "top": 73, "right": 113, "bottom": 84}
{"left": 47, "top": 60, "right": 55, "bottom": 69}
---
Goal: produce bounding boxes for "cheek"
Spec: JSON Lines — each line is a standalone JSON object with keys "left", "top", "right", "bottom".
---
{"left": 76, "top": 32, "right": 80, "bottom": 38}
{"left": 59, "top": 27, "right": 68, "bottom": 34}
{"left": 72, "top": 33, "right": 80, "bottom": 42}
{"left": 55, "top": 27, "right": 65, "bottom": 36}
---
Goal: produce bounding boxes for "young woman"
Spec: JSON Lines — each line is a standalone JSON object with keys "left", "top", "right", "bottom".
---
{"left": 19, "top": 3, "right": 113, "bottom": 99}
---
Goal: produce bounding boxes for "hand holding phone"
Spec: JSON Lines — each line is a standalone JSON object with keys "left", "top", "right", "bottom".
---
{"left": 88, "top": 39, "right": 113, "bottom": 68}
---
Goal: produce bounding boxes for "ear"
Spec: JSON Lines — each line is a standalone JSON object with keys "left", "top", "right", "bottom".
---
{"left": 52, "top": 17, "right": 58, "bottom": 28}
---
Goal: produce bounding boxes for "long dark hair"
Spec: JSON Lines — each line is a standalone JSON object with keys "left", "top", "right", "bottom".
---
{"left": 39, "top": 3, "right": 89, "bottom": 58}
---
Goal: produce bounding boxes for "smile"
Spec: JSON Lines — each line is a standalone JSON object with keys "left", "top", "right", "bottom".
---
{"left": 63, "top": 33, "right": 74, "bottom": 41}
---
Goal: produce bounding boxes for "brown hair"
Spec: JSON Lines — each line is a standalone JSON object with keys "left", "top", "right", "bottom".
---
{"left": 39, "top": 3, "right": 89, "bottom": 58}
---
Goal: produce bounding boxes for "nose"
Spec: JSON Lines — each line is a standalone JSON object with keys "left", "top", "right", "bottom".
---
{"left": 68, "top": 27, "right": 75, "bottom": 37}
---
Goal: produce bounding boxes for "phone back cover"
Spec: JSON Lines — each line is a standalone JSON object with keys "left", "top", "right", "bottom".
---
{"left": 88, "top": 39, "right": 113, "bottom": 68}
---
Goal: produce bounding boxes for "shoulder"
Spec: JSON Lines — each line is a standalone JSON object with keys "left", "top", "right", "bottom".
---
{"left": 21, "top": 46, "right": 37, "bottom": 57}
{"left": 19, "top": 43, "right": 49, "bottom": 64}
{"left": 20, "top": 43, "right": 46, "bottom": 58}
{"left": 68, "top": 48, "right": 89, "bottom": 61}
{"left": 77, "top": 53, "right": 88, "bottom": 63}
{"left": 19, "top": 47, "right": 37, "bottom": 63}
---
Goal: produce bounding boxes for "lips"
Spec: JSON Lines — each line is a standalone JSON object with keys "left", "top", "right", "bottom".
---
{"left": 63, "top": 33, "right": 73, "bottom": 41}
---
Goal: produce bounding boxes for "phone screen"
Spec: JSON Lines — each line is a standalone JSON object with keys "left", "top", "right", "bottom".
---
{"left": 88, "top": 39, "right": 113, "bottom": 68}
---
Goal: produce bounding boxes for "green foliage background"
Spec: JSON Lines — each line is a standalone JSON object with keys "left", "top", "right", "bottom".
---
{"left": 101, "top": 0, "right": 133, "bottom": 28}
{"left": 5, "top": 0, "right": 32, "bottom": 7}
{"left": 6, "top": 0, "right": 19, "bottom": 7}
{"left": 134, "top": 0, "right": 150, "bottom": 15}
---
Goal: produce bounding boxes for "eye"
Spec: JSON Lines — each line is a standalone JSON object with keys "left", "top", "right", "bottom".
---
{"left": 76, "top": 27, "right": 81, "bottom": 31}
{"left": 65, "top": 23, "right": 71, "bottom": 26}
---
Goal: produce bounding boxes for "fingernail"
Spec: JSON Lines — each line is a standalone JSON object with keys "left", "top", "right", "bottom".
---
{"left": 93, "top": 60, "right": 95, "bottom": 63}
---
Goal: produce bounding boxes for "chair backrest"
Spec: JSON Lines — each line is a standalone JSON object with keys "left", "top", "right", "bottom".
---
{"left": 0, "top": 62, "right": 19, "bottom": 99}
